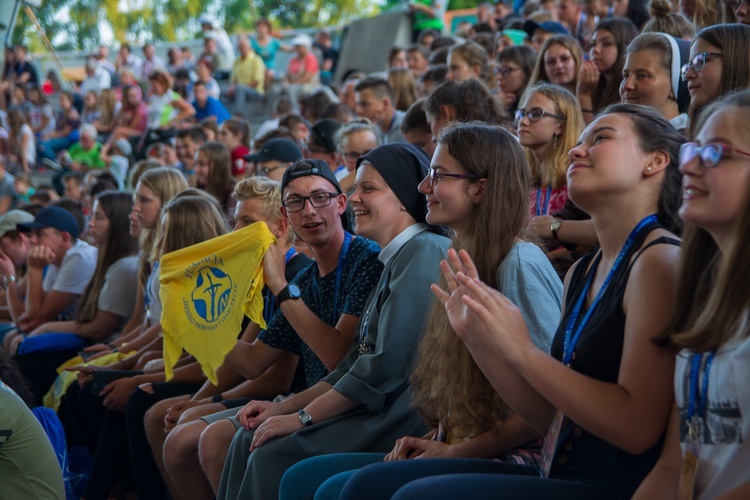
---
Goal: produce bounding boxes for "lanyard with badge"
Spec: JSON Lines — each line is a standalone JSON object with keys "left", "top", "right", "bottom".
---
{"left": 679, "top": 350, "right": 716, "bottom": 500}
{"left": 539, "top": 214, "right": 658, "bottom": 478}
{"left": 313, "top": 232, "right": 352, "bottom": 323}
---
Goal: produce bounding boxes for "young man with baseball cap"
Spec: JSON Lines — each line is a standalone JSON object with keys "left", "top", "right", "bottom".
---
{"left": 0, "top": 210, "right": 34, "bottom": 324}
{"left": 245, "top": 138, "right": 302, "bottom": 181}
{"left": 15, "top": 206, "right": 97, "bottom": 330}
{"left": 199, "top": 160, "right": 383, "bottom": 494}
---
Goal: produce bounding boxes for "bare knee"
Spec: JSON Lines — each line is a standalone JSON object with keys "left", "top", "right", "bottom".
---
{"left": 164, "top": 420, "right": 206, "bottom": 469}
{"left": 198, "top": 419, "right": 237, "bottom": 473}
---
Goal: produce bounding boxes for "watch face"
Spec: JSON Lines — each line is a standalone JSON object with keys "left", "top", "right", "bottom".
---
{"left": 288, "top": 284, "right": 301, "bottom": 298}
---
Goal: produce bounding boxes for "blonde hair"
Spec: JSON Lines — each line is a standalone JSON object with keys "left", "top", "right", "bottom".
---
{"left": 521, "top": 84, "right": 585, "bottom": 189}
{"left": 388, "top": 67, "right": 418, "bottom": 111}
{"left": 137, "top": 167, "right": 189, "bottom": 263}
{"left": 234, "top": 176, "right": 281, "bottom": 219}
{"left": 527, "top": 35, "right": 583, "bottom": 91}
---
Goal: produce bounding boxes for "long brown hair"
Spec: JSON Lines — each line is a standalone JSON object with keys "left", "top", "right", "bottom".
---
{"left": 197, "top": 141, "right": 234, "bottom": 212}
{"left": 76, "top": 191, "right": 139, "bottom": 323}
{"left": 591, "top": 18, "right": 639, "bottom": 112}
{"left": 666, "top": 90, "right": 750, "bottom": 352}
{"left": 410, "top": 122, "right": 531, "bottom": 437}
{"left": 161, "top": 196, "right": 228, "bottom": 254}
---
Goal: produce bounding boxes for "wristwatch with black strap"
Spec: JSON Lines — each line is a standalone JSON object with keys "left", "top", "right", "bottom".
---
{"left": 276, "top": 283, "right": 301, "bottom": 303}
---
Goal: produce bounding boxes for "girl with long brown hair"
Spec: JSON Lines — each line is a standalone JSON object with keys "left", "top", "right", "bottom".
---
{"left": 276, "top": 122, "right": 563, "bottom": 499}
{"left": 635, "top": 90, "right": 750, "bottom": 499}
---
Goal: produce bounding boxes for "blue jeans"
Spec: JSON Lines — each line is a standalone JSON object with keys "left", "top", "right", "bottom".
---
{"left": 339, "top": 459, "right": 625, "bottom": 500}
{"left": 38, "top": 136, "right": 72, "bottom": 161}
{"left": 279, "top": 453, "right": 385, "bottom": 500}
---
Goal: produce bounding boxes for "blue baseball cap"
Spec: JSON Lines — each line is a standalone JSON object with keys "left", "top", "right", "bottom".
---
{"left": 524, "top": 20, "right": 570, "bottom": 38}
{"left": 17, "top": 206, "right": 80, "bottom": 239}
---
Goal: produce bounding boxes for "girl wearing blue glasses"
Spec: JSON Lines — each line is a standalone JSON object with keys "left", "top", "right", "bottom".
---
{"left": 683, "top": 24, "right": 750, "bottom": 136}
{"left": 634, "top": 90, "right": 750, "bottom": 500}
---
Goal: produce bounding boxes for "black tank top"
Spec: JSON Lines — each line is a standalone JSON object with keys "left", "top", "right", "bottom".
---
{"left": 548, "top": 224, "right": 680, "bottom": 497}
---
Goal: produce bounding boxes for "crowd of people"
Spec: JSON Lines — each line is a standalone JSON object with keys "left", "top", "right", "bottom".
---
{"left": 0, "top": 0, "right": 749, "bottom": 498}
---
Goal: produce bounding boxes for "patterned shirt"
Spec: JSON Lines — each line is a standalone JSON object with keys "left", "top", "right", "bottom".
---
{"left": 259, "top": 235, "right": 383, "bottom": 387}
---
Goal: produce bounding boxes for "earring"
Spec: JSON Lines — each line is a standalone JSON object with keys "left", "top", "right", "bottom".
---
{"left": 553, "top": 134, "right": 559, "bottom": 151}
{"left": 646, "top": 166, "right": 652, "bottom": 172}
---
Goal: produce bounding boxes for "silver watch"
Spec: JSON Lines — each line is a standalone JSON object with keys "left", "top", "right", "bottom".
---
{"left": 1, "top": 275, "right": 16, "bottom": 290}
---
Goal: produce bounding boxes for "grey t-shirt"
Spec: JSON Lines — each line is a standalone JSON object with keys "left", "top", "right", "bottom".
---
{"left": 98, "top": 255, "right": 139, "bottom": 333}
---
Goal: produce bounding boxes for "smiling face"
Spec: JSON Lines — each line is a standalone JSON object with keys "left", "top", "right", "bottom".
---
{"left": 282, "top": 176, "right": 346, "bottom": 247}
{"left": 544, "top": 43, "right": 577, "bottom": 88}
{"left": 350, "top": 163, "right": 414, "bottom": 247}
{"left": 88, "top": 200, "right": 110, "bottom": 246}
{"left": 685, "top": 38, "right": 723, "bottom": 110}
{"left": 417, "top": 143, "right": 482, "bottom": 235}
{"left": 679, "top": 107, "right": 750, "bottom": 247}
{"left": 620, "top": 50, "right": 676, "bottom": 118}
{"left": 567, "top": 113, "right": 651, "bottom": 209}
{"left": 133, "top": 183, "right": 161, "bottom": 230}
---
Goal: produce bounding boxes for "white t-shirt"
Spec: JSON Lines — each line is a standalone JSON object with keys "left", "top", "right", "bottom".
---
{"left": 42, "top": 239, "right": 98, "bottom": 320}
{"left": 675, "top": 325, "right": 750, "bottom": 499}
{"left": 19, "top": 124, "right": 36, "bottom": 165}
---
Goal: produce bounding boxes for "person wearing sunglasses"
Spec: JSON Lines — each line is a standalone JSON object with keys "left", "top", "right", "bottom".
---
{"left": 634, "top": 91, "right": 750, "bottom": 500}
{"left": 683, "top": 24, "right": 750, "bottom": 132}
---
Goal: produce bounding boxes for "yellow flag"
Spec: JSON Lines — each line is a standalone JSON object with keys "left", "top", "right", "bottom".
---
{"left": 159, "top": 222, "right": 276, "bottom": 384}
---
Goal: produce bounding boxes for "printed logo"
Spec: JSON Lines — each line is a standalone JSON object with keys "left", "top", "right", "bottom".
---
{"left": 183, "top": 255, "right": 238, "bottom": 331}
{"left": 191, "top": 266, "right": 232, "bottom": 323}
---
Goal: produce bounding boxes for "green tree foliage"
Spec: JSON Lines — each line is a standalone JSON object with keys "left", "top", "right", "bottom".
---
{"left": 10, "top": 0, "right": 399, "bottom": 50}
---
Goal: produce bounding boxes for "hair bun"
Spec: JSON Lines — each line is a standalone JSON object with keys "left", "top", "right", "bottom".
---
{"left": 649, "top": 0, "right": 673, "bottom": 18}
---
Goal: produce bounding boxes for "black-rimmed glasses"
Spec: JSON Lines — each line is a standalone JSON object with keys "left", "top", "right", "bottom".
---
{"left": 426, "top": 167, "right": 480, "bottom": 187}
{"left": 515, "top": 108, "right": 566, "bottom": 123}
{"left": 282, "top": 192, "right": 338, "bottom": 212}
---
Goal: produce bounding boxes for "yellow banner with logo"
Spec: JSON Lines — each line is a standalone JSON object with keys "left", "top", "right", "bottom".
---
{"left": 159, "top": 222, "right": 276, "bottom": 384}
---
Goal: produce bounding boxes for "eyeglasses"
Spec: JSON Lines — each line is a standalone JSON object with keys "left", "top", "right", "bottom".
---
{"left": 679, "top": 142, "right": 750, "bottom": 168}
{"left": 259, "top": 165, "right": 282, "bottom": 177}
{"left": 680, "top": 51, "right": 722, "bottom": 82}
{"left": 341, "top": 149, "right": 372, "bottom": 162}
{"left": 515, "top": 108, "right": 566, "bottom": 123}
{"left": 495, "top": 65, "right": 521, "bottom": 77}
{"left": 426, "top": 167, "right": 480, "bottom": 187}
{"left": 282, "top": 192, "right": 338, "bottom": 212}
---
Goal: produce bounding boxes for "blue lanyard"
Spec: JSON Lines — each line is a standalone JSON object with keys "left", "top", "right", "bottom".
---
{"left": 313, "top": 232, "right": 352, "bottom": 322}
{"left": 265, "top": 248, "right": 300, "bottom": 324}
{"left": 562, "top": 214, "right": 657, "bottom": 365}
{"left": 535, "top": 186, "right": 553, "bottom": 216}
{"left": 687, "top": 351, "right": 715, "bottom": 420}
